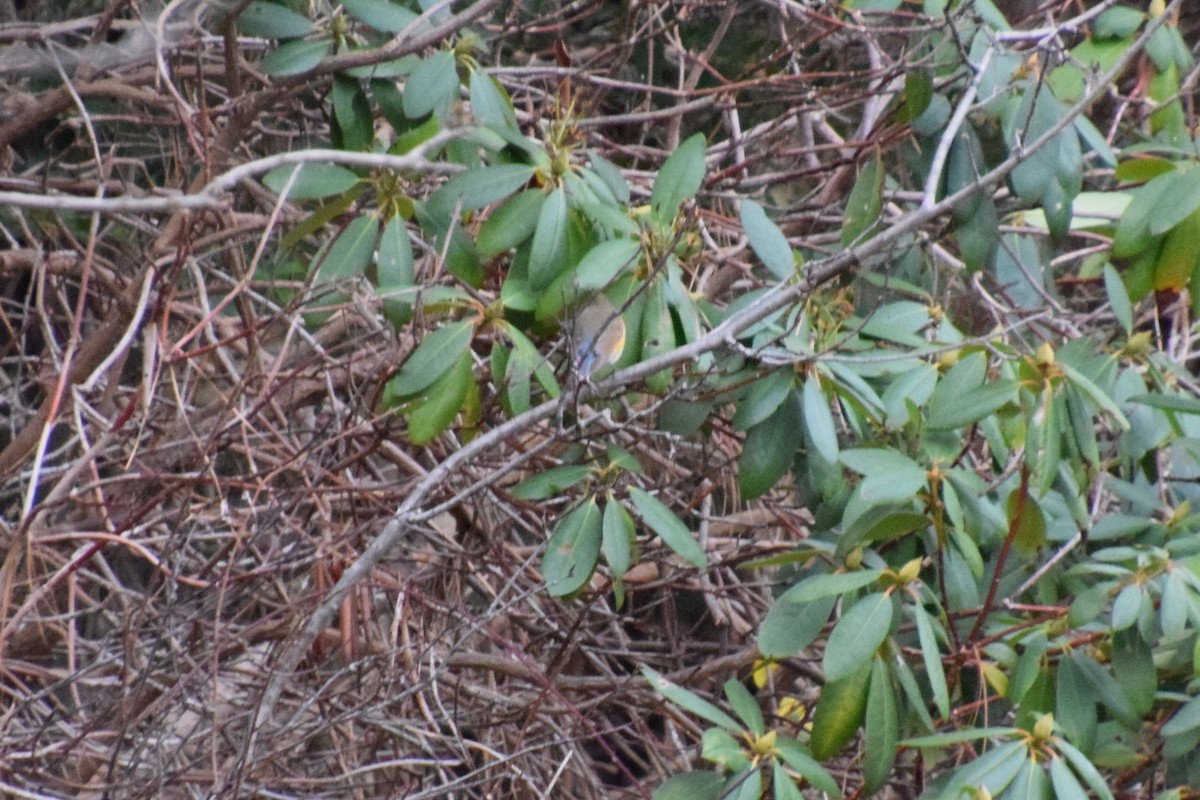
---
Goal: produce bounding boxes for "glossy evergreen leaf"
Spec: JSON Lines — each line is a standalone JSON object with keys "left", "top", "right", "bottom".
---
{"left": 1048, "top": 756, "right": 1090, "bottom": 800}
{"left": 651, "top": 132, "right": 706, "bottom": 222}
{"left": 731, "top": 370, "right": 793, "bottom": 431}
{"left": 316, "top": 214, "right": 379, "bottom": 285}
{"left": 332, "top": 75, "right": 373, "bottom": 150}
{"left": 723, "top": 679, "right": 763, "bottom": 735}
{"left": 741, "top": 200, "right": 794, "bottom": 279}
{"left": 403, "top": 50, "right": 458, "bottom": 119}
{"left": 823, "top": 591, "right": 894, "bottom": 682}
{"left": 429, "top": 164, "right": 536, "bottom": 217}
{"left": 477, "top": 189, "right": 545, "bottom": 258}
{"left": 774, "top": 738, "right": 839, "bottom": 795}
{"left": 803, "top": 376, "right": 839, "bottom": 463}
{"left": 771, "top": 762, "right": 805, "bottom": 800}
{"left": 1010, "top": 753, "right": 1051, "bottom": 800}
{"left": 651, "top": 772, "right": 724, "bottom": 800}
{"left": 260, "top": 37, "right": 331, "bottom": 76}
{"left": 809, "top": 661, "right": 871, "bottom": 761}
{"left": 386, "top": 319, "right": 475, "bottom": 398}
{"left": 1056, "top": 739, "right": 1116, "bottom": 800}
{"left": 841, "top": 150, "right": 883, "bottom": 246}
{"left": 263, "top": 162, "right": 359, "bottom": 199}
{"left": 926, "top": 380, "right": 1018, "bottom": 430}
{"left": 643, "top": 666, "right": 741, "bottom": 731}
{"left": 840, "top": 448, "right": 927, "bottom": 505}
{"left": 574, "top": 237, "right": 641, "bottom": 292}
{"left": 1103, "top": 263, "right": 1133, "bottom": 334}
{"left": 1008, "top": 490, "right": 1047, "bottom": 556}
{"left": 1111, "top": 629, "right": 1155, "bottom": 716}
{"left": 1161, "top": 694, "right": 1200, "bottom": 736}
{"left": 628, "top": 487, "right": 707, "bottom": 568}
{"left": 864, "top": 657, "right": 899, "bottom": 792}
{"left": 739, "top": 388, "right": 803, "bottom": 500}
{"left": 510, "top": 465, "right": 593, "bottom": 501}
{"left": 377, "top": 215, "right": 415, "bottom": 325}
{"left": 529, "top": 187, "right": 569, "bottom": 291}
{"left": 758, "top": 594, "right": 836, "bottom": 658}
{"left": 602, "top": 498, "right": 635, "bottom": 607}
{"left": 407, "top": 350, "right": 472, "bottom": 445}
{"left": 543, "top": 498, "right": 603, "bottom": 596}
{"left": 341, "top": 0, "right": 419, "bottom": 32}
{"left": 237, "top": 1, "right": 316, "bottom": 38}
{"left": 914, "top": 602, "right": 950, "bottom": 719}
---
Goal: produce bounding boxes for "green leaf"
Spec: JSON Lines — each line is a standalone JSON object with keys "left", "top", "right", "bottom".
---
{"left": 942, "top": 740, "right": 1026, "bottom": 799}
{"left": 902, "top": 728, "right": 1020, "bottom": 747}
{"left": 429, "top": 164, "right": 536, "bottom": 217}
{"left": 1056, "top": 739, "right": 1116, "bottom": 800}
{"left": 1111, "top": 583, "right": 1142, "bottom": 631}
{"left": 651, "top": 132, "right": 706, "bottom": 222}
{"left": 377, "top": 215, "right": 414, "bottom": 325}
{"left": 316, "top": 215, "right": 379, "bottom": 285}
{"left": 341, "top": 0, "right": 419, "bottom": 33}
{"left": 803, "top": 376, "right": 839, "bottom": 463}
{"left": 723, "top": 679, "right": 763, "bottom": 735}
{"left": 407, "top": 350, "right": 471, "bottom": 445}
{"left": 914, "top": 603, "right": 950, "bottom": 719}
{"left": 758, "top": 594, "right": 836, "bottom": 658}
{"left": 1128, "top": 392, "right": 1200, "bottom": 414}
{"left": 478, "top": 189, "right": 545, "bottom": 258}
{"left": 926, "top": 380, "right": 1018, "bottom": 430}
{"left": 403, "top": 49, "right": 458, "bottom": 119}
{"left": 738, "top": 389, "right": 803, "bottom": 500}
{"left": 510, "top": 465, "right": 593, "bottom": 501}
{"left": 236, "top": 1, "right": 316, "bottom": 38}
{"left": 602, "top": 498, "right": 635, "bottom": 606}
{"left": 840, "top": 448, "right": 927, "bottom": 505}
{"left": 653, "top": 772, "right": 723, "bottom": 800}
{"left": 1008, "top": 487, "right": 1047, "bottom": 556}
{"left": 1094, "top": 6, "right": 1145, "bottom": 39}
{"left": 810, "top": 661, "right": 871, "bottom": 760}
{"left": 1148, "top": 168, "right": 1200, "bottom": 237}
{"left": 823, "top": 591, "right": 894, "bottom": 682}
{"left": 1059, "top": 362, "right": 1130, "bottom": 430}
{"left": 468, "top": 67, "right": 518, "bottom": 130}
{"left": 386, "top": 319, "right": 475, "bottom": 398}
{"left": 642, "top": 667, "right": 741, "bottom": 731}
{"left": 899, "top": 70, "right": 933, "bottom": 123}
{"left": 1010, "top": 752, "right": 1051, "bottom": 800}
{"left": 774, "top": 738, "right": 840, "bottom": 795}
{"left": 332, "top": 75, "right": 373, "bottom": 150}
{"left": 1056, "top": 653, "right": 1098, "bottom": 754}
{"left": 1161, "top": 694, "right": 1200, "bottom": 736}
{"left": 741, "top": 200, "right": 794, "bottom": 279}
{"left": 543, "top": 498, "right": 603, "bottom": 596}
{"left": 1104, "top": 262, "right": 1132, "bottom": 335}
{"left": 731, "top": 370, "right": 793, "bottom": 431}
{"left": 529, "top": 187, "right": 569, "bottom": 292}
{"left": 701, "top": 727, "right": 750, "bottom": 772}
{"left": 574, "top": 237, "right": 641, "bottom": 292}
{"left": 776, "top": 570, "right": 884, "bottom": 605}
{"left": 864, "top": 657, "right": 899, "bottom": 792}
{"left": 1111, "top": 629, "right": 1155, "bottom": 716}
{"left": 261, "top": 37, "right": 331, "bottom": 76}
{"left": 1048, "top": 756, "right": 1090, "bottom": 800}
{"left": 628, "top": 487, "right": 707, "bottom": 568}
{"left": 771, "top": 762, "right": 805, "bottom": 800}
{"left": 841, "top": 150, "right": 883, "bottom": 246}
{"left": 263, "top": 162, "right": 359, "bottom": 199}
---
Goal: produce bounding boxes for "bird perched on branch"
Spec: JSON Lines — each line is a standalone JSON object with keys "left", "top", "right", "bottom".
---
{"left": 572, "top": 294, "right": 626, "bottom": 379}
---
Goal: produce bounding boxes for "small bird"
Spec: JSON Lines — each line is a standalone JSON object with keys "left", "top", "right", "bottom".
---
{"left": 572, "top": 294, "right": 626, "bottom": 379}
